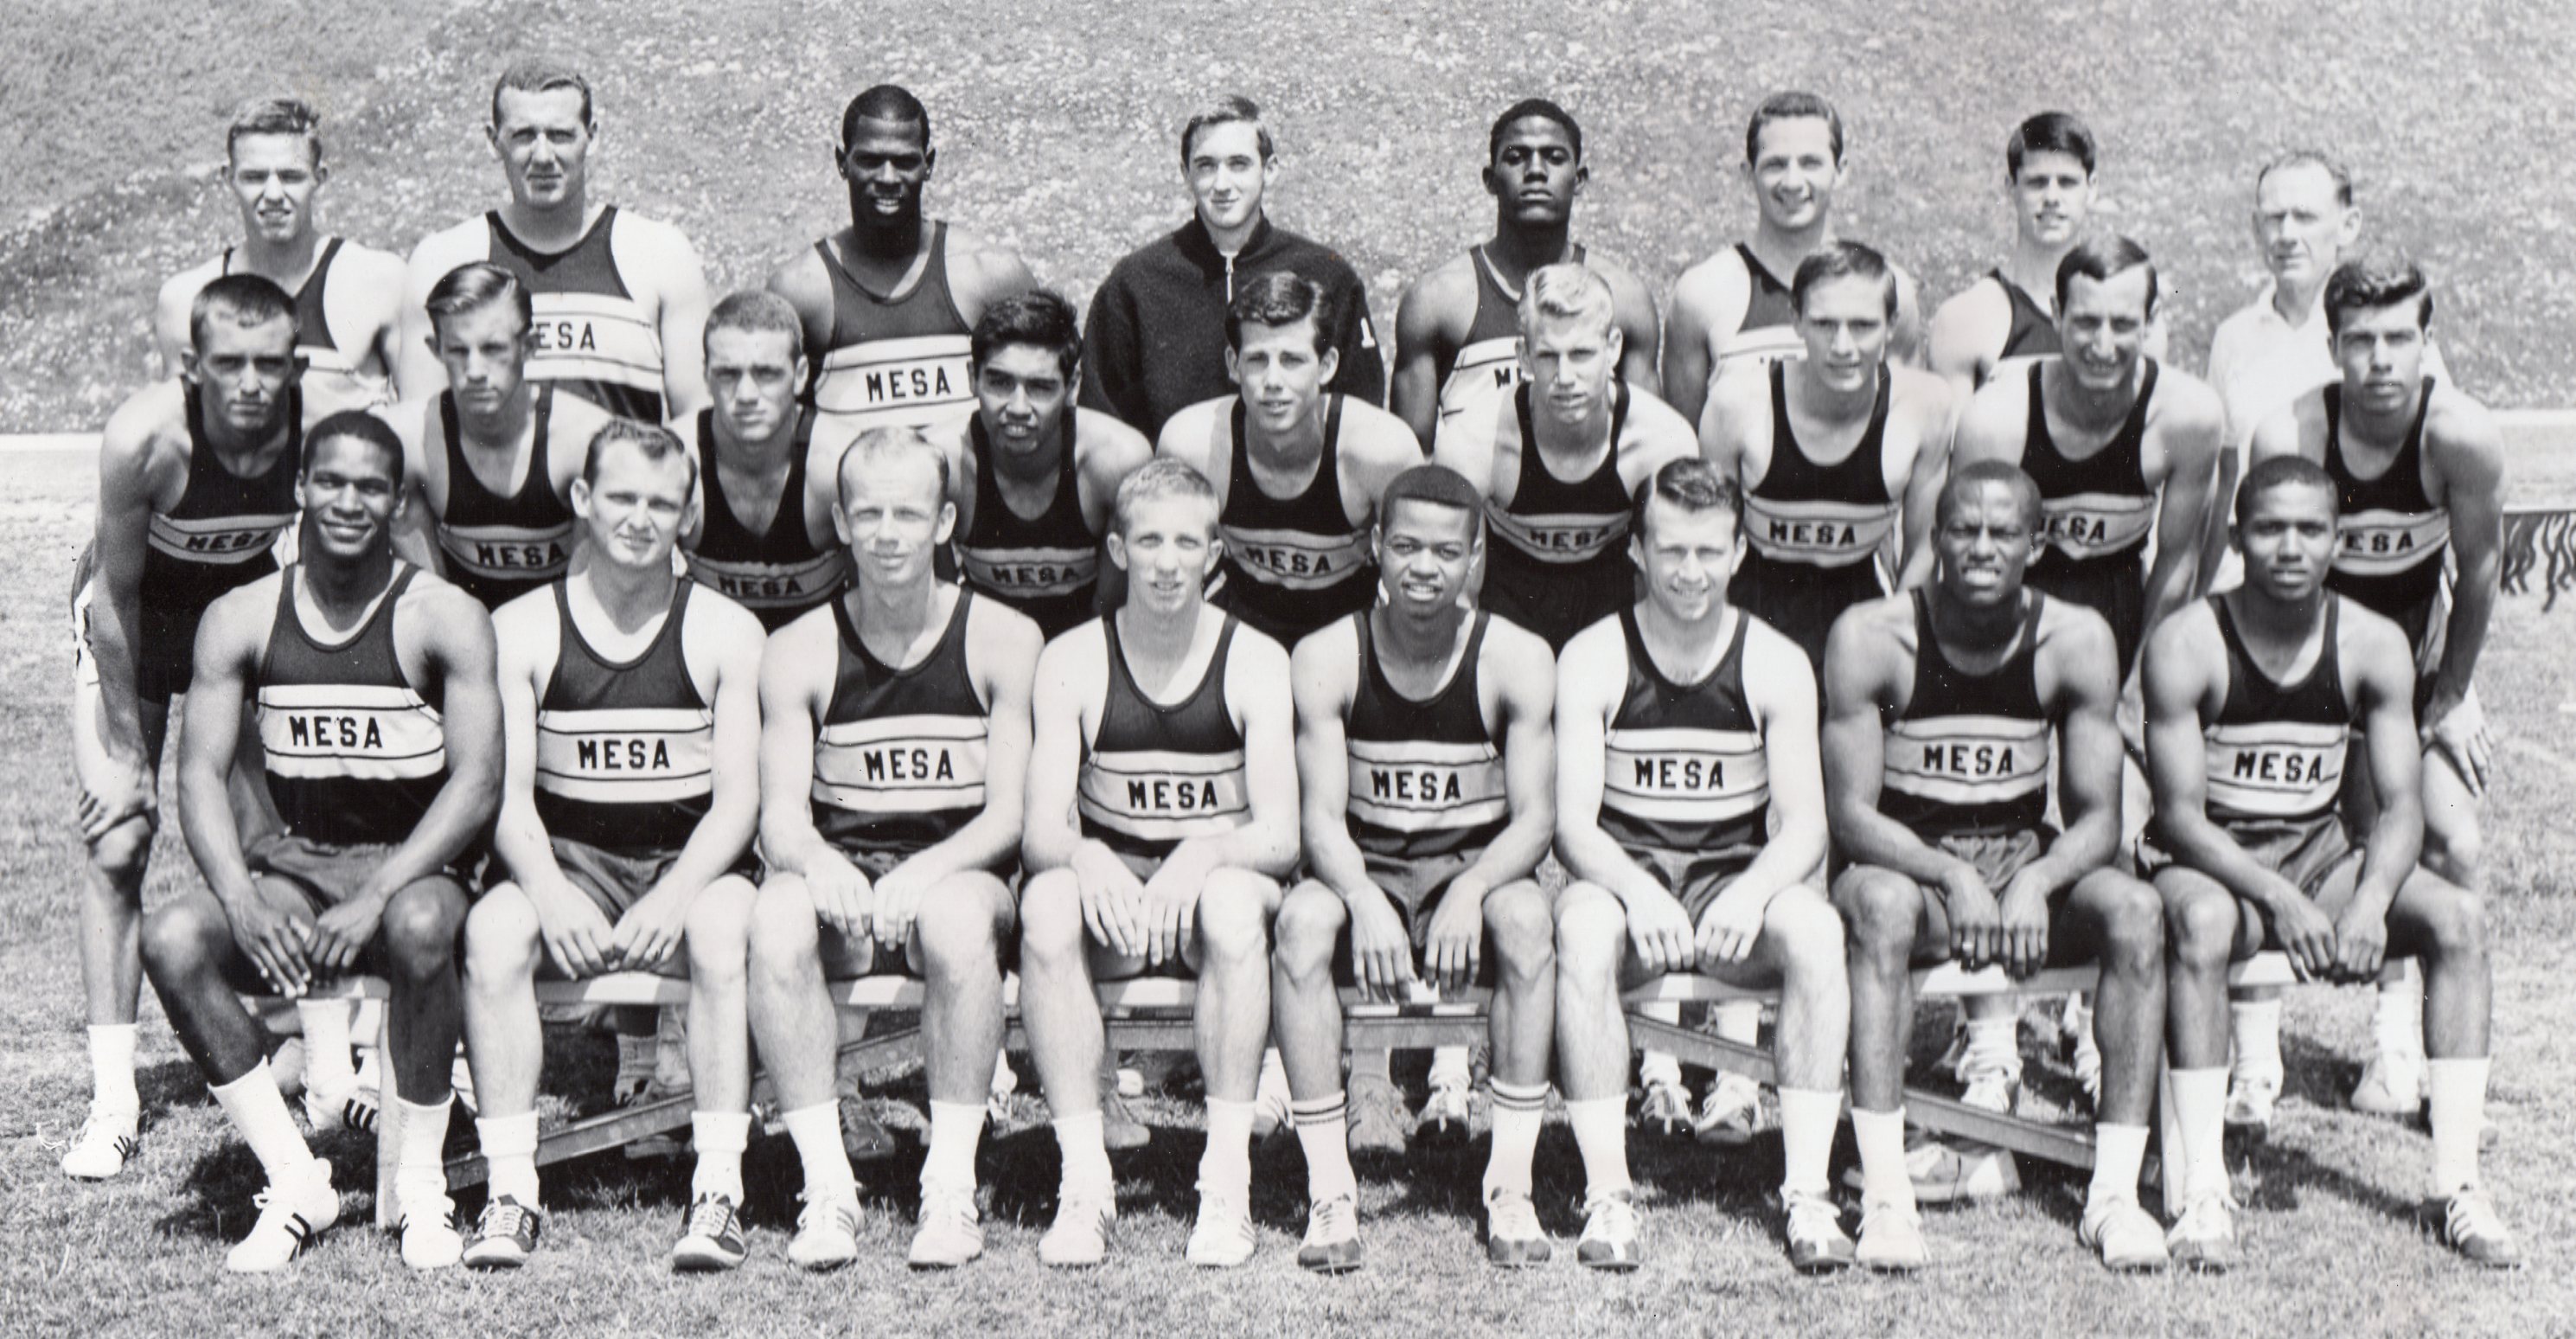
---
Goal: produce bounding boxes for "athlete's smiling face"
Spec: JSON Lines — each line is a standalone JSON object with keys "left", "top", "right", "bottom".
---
{"left": 1633, "top": 494, "right": 1742, "bottom": 624}
{"left": 1744, "top": 116, "right": 1844, "bottom": 232}
{"left": 489, "top": 86, "right": 593, "bottom": 211}
{"left": 1109, "top": 491, "right": 1220, "bottom": 617}
{"left": 975, "top": 342, "right": 1073, "bottom": 458}
{"left": 572, "top": 435, "right": 696, "bottom": 574}
{"left": 1186, "top": 121, "right": 1274, "bottom": 236}
{"left": 1377, "top": 496, "right": 1481, "bottom": 618}
{"left": 2010, "top": 150, "right": 2093, "bottom": 251}
{"left": 705, "top": 324, "right": 804, "bottom": 445}
{"left": 227, "top": 132, "right": 324, "bottom": 247}
{"left": 1227, "top": 317, "right": 1336, "bottom": 439}
{"left": 297, "top": 431, "right": 402, "bottom": 564}
{"left": 2055, "top": 266, "right": 2154, "bottom": 394}
{"left": 1485, "top": 117, "right": 1584, "bottom": 228}
{"left": 430, "top": 299, "right": 533, "bottom": 418}
{"left": 1793, "top": 272, "right": 1893, "bottom": 393}
{"left": 838, "top": 116, "right": 933, "bottom": 227}
{"left": 187, "top": 311, "right": 302, "bottom": 439}
{"left": 835, "top": 443, "right": 956, "bottom": 590}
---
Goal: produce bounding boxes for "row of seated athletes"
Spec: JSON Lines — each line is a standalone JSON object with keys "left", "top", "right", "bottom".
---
{"left": 80, "top": 366, "right": 2515, "bottom": 1283}
{"left": 78, "top": 61, "right": 2504, "bottom": 1275}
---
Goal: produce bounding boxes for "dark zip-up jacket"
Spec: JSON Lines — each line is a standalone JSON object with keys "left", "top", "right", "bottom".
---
{"left": 1078, "top": 215, "right": 1385, "bottom": 440}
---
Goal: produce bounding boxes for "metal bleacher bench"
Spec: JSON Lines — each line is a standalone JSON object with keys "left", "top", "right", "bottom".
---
{"left": 270, "top": 952, "right": 2317, "bottom": 1209}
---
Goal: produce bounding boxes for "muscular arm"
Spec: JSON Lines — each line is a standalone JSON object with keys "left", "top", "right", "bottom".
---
{"left": 1020, "top": 632, "right": 1102, "bottom": 875}
{"left": 2426, "top": 402, "right": 2507, "bottom": 715}
{"left": 1388, "top": 269, "right": 1461, "bottom": 445}
{"left": 1290, "top": 625, "right": 1380, "bottom": 902}
{"left": 754, "top": 614, "right": 838, "bottom": 876}
{"left": 487, "top": 595, "right": 570, "bottom": 891}
{"left": 1550, "top": 627, "right": 1668, "bottom": 907}
{"left": 1735, "top": 626, "right": 1829, "bottom": 900}
{"left": 891, "top": 604, "right": 1043, "bottom": 885}
{"left": 153, "top": 270, "right": 209, "bottom": 381}
{"left": 382, "top": 401, "right": 446, "bottom": 587}
{"left": 365, "top": 586, "right": 502, "bottom": 899}
{"left": 1453, "top": 626, "right": 1556, "bottom": 891}
{"left": 2348, "top": 612, "right": 2428, "bottom": 926}
{"left": 2140, "top": 613, "right": 2302, "bottom": 912}
{"left": 1820, "top": 605, "right": 1963, "bottom": 884}
{"left": 2028, "top": 608, "right": 2125, "bottom": 887}
{"left": 2144, "top": 386, "right": 2226, "bottom": 670}
{"left": 649, "top": 599, "right": 765, "bottom": 899}
{"left": 175, "top": 586, "right": 269, "bottom": 913}
{"left": 1889, "top": 268, "right": 1928, "bottom": 368}
{"left": 763, "top": 249, "right": 838, "bottom": 363}
{"left": 395, "top": 226, "right": 475, "bottom": 400}
{"left": 1894, "top": 376, "right": 1959, "bottom": 589}
{"left": 1660, "top": 260, "right": 1732, "bottom": 432}
{"left": 1926, "top": 282, "right": 2004, "bottom": 392}
{"left": 645, "top": 221, "right": 713, "bottom": 418}
{"left": 86, "top": 400, "right": 169, "bottom": 766}
{"left": 1605, "top": 264, "right": 1664, "bottom": 394}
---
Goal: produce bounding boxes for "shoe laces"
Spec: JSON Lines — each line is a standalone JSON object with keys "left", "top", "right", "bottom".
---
{"left": 2176, "top": 1192, "right": 2236, "bottom": 1235}
{"left": 923, "top": 1185, "right": 980, "bottom": 1230}
{"left": 1580, "top": 1191, "right": 1637, "bottom": 1239}
{"left": 1783, "top": 1191, "right": 1841, "bottom": 1236}
{"left": 683, "top": 1195, "right": 739, "bottom": 1241}
{"left": 1698, "top": 1078, "right": 1759, "bottom": 1123}
{"left": 796, "top": 1196, "right": 859, "bottom": 1237}
{"left": 479, "top": 1199, "right": 534, "bottom": 1240}
{"left": 2446, "top": 1189, "right": 2505, "bottom": 1238}
{"left": 1306, "top": 1194, "right": 1358, "bottom": 1244}
{"left": 1859, "top": 1199, "right": 1921, "bottom": 1233}
{"left": 1485, "top": 1188, "right": 1541, "bottom": 1237}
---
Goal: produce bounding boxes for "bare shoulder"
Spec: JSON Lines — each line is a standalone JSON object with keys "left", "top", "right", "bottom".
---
{"left": 1556, "top": 611, "right": 1628, "bottom": 681}
{"left": 2336, "top": 594, "right": 2413, "bottom": 666}
{"left": 406, "top": 215, "right": 489, "bottom": 276}
{"left": 487, "top": 582, "right": 555, "bottom": 639}
{"left": 1742, "top": 610, "right": 1819, "bottom": 688}
{"left": 2036, "top": 592, "right": 2117, "bottom": 660}
{"left": 1037, "top": 618, "right": 1108, "bottom": 684}
{"left": 1622, "top": 384, "right": 1697, "bottom": 448}
{"left": 1154, "top": 397, "right": 1227, "bottom": 458}
{"left": 1289, "top": 613, "right": 1359, "bottom": 682}
{"left": 2144, "top": 596, "right": 2220, "bottom": 671}
{"left": 1399, "top": 251, "right": 1477, "bottom": 313}
{"left": 2425, "top": 383, "right": 2503, "bottom": 459}
{"left": 102, "top": 380, "right": 189, "bottom": 459}
{"left": 1075, "top": 408, "right": 1154, "bottom": 468}
{"left": 1888, "top": 364, "right": 1956, "bottom": 418}
{"left": 1671, "top": 247, "right": 1745, "bottom": 309}
{"left": 1340, "top": 396, "right": 1426, "bottom": 462}
{"left": 1934, "top": 273, "right": 2010, "bottom": 325}
{"left": 1954, "top": 372, "right": 2033, "bottom": 457}
{"left": 968, "top": 589, "right": 1045, "bottom": 660}
{"left": 1481, "top": 612, "right": 1556, "bottom": 678}
{"left": 336, "top": 240, "right": 408, "bottom": 288}
{"left": 2150, "top": 363, "right": 2227, "bottom": 434}
{"left": 1227, "top": 620, "right": 1292, "bottom": 681}
{"left": 157, "top": 257, "right": 222, "bottom": 322}
{"left": 691, "top": 583, "right": 768, "bottom": 645}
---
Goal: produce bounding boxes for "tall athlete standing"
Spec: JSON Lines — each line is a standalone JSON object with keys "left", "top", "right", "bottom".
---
{"left": 459, "top": 422, "right": 767, "bottom": 1272}
{"left": 1016, "top": 460, "right": 1300, "bottom": 1268}
{"left": 766, "top": 86, "right": 1036, "bottom": 442}
{"left": 1664, "top": 92, "right": 1925, "bottom": 431}
{"left": 64, "top": 274, "right": 305, "bottom": 1182}
{"left": 745, "top": 426, "right": 1041, "bottom": 1272}
{"left": 400, "top": 61, "right": 710, "bottom": 420}
{"left": 388, "top": 263, "right": 614, "bottom": 609}
{"left": 2246, "top": 256, "right": 2503, "bottom": 1129}
{"left": 141, "top": 413, "right": 501, "bottom": 1271}
{"left": 1157, "top": 273, "right": 1422, "bottom": 647}
{"left": 951, "top": 289, "right": 1154, "bottom": 638}
{"left": 1390, "top": 99, "right": 1660, "bottom": 444}
{"left": 1271, "top": 464, "right": 1562, "bottom": 1270}
{"left": 2145, "top": 456, "right": 2514, "bottom": 1270}
{"left": 1926, "top": 112, "right": 2098, "bottom": 393}
{"left": 673, "top": 291, "right": 852, "bottom": 629}
{"left": 1434, "top": 264, "right": 1697, "bottom": 650}
{"left": 1551, "top": 458, "right": 1853, "bottom": 1273}
{"left": 157, "top": 98, "right": 405, "bottom": 425}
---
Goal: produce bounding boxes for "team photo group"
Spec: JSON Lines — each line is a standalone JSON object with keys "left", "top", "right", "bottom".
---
{"left": 61, "top": 54, "right": 2519, "bottom": 1289}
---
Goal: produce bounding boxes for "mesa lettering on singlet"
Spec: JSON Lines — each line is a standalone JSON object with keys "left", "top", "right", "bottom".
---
{"left": 2335, "top": 509, "right": 2451, "bottom": 579}
{"left": 1436, "top": 336, "right": 1524, "bottom": 425}
{"left": 1745, "top": 496, "right": 1899, "bottom": 567}
{"left": 1079, "top": 746, "right": 1251, "bottom": 847}
{"left": 149, "top": 511, "right": 297, "bottom": 564}
{"left": 1216, "top": 523, "right": 1371, "bottom": 590}
{"left": 958, "top": 544, "right": 1094, "bottom": 600}
{"left": 526, "top": 292, "right": 664, "bottom": 407}
{"left": 812, "top": 333, "right": 975, "bottom": 435}
{"left": 534, "top": 706, "right": 715, "bottom": 805}
{"left": 812, "top": 713, "right": 989, "bottom": 815}
{"left": 688, "top": 550, "right": 849, "bottom": 607}
{"left": 1489, "top": 507, "right": 1626, "bottom": 564}
{"left": 2039, "top": 490, "right": 2156, "bottom": 561}
{"left": 2203, "top": 721, "right": 2348, "bottom": 820}
{"left": 256, "top": 682, "right": 447, "bottom": 782}
{"left": 1882, "top": 714, "right": 2053, "bottom": 809}
{"left": 1601, "top": 725, "right": 1770, "bottom": 824}
{"left": 438, "top": 522, "right": 574, "bottom": 581}
{"left": 1346, "top": 739, "right": 1507, "bottom": 835}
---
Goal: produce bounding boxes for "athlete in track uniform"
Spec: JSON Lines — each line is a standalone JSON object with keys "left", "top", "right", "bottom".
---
{"left": 1825, "top": 461, "right": 2170, "bottom": 1273}
{"left": 745, "top": 426, "right": 1041, "bottom": 1272}
{"left": 673, "top": 291, "right": 850, "bottom": 629}
{"left": 1269, "top": 465, "right": 1560, "bottom": 1271}
{"left": 457, "top": 421, "right": 765, "bottom": 1272}
{"left": 1664, "top": 92, "right": 1926, "bottom": 431}
{"left": 1704, "top": 241, "right": 1955, "bottom": 671}
{"left": 1017, "top": 459, "right": 1298, "bottom": 1269}
{"left": 157, "top": 99, "right": 404, "bottom": 426}
{"left": 64, "top": 275, "right": 306, "bottom": 1182}
{"left": 400, "top": 61, "right": 710, "bottom": 420}
{"left": 1551, "top": 458, "right": 1852, "bottom": 1273}
{"left": 1435, "top": 264, "right": 1697, "bottom": 650}
{"left": 1954, "top": 237, "right": 2224, "bottom": 678}
{"left": 1157, "top": 273, "right": 1422, "bottom": 647}
{"left": 2145, "top": 455, "right": 2515, "bottom": 1271}
{"left": 765, "top": 86, "right": 1035, "bottom": 444}
{"left": 388, "top": 264, "right": 614, "bottom": 610}
{"left": 138, "top": 413, "right": 501, "bottom": 1272}
{"left": 2247, "top": 256, "right": 2502, "bottom": 1127}
{"left": 1390, "top": 99, "right": 1660, "bottom": 445}
{"left": 950, "top": 289, "right": 1153, "bottom": 638}
{"left": 1927, "top": 112, "right": 2099, "bottom": 394}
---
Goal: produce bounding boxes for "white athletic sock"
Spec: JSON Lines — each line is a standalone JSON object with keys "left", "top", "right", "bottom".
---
{"left": 1428, "top": 1046, "right": 1473, "bottom": 1091}
{"left": 296, "top": 1001, "right": 357, "bottom": 1097}
{"left": 1290, "top": 1092, "right": 1357, "bottom": 1204}
{"left": 2426, "top": 1056, "right": 2490, "bottom": 1197}
{"left": 210, "top": 1060, "right": 316, "bottom": 1185}
{"left": 1851, "top": 1107, "right": 1915, "bottom": 1213}
{"left": 476, "top": 1112, "right": 541, "bottom": 1206}
{"left": 1964, "top": 1015, "right": 2021, "bottom": 1080}
{"left": 1637, "top": 1000, "right": 1682, "bottom": 1087}
{"left": 1199, "top": 1098, "right": 1255, "bottom": 1200}
{"left": 1775, "top": 1087, "right": 1838, "bottom": 1201}
{"left": 1482, "top": 1080, "right": 1547, "bottom": 1201}
{"left": 2228, "top": 998, "right": 2285, "bottom": 1089}
{"left": 2376, "top": 970, "right": 2427, "bottom": 1068}
{"left": 1052, "top": 1110, "right": 1114, "bottom": 1200}
{"left": 1711, "top": 999, "right": 1762, "bottom": 1046}
{"left": 2169, "top": 1067, "right": 2228, "bottom": 1204}
{"left": 919, "top": 1100, "right": 986, "bottom": 1197}
{"left": 691, "top": 1111, "right": 751, "bottom": 1203}
{"left": 2088, "top": 1123, "right": 2151, "bottom": 1208}
{"left": 1564, "top": 1096, "right": 1631, "bottom": 1200}
{"left": 88, "top": 1023, "right": 138, "bottom": 1121}
{"left": 393, "top": 1096, "right": 453, "bottom": 1215}
{"left": 779, "top": 1102, "right": 857, "bottom": 1205}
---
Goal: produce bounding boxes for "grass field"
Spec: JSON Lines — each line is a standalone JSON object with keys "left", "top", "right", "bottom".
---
{"left": 6, "top": 1, "right": 2576, "bottom": 1335}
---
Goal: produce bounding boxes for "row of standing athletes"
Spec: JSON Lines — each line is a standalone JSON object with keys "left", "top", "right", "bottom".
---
{"left": 66, "top": 65, "right": 2511, "bottom": 1278}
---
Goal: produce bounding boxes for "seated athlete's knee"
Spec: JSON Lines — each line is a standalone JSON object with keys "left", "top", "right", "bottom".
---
{"left": 2168, "top": 888, "right": 2238, "bottom": 965}
{"left": 463, "top": 884, "right": 540, "bottom": 974}
{"left": 1017, "top": 870, "right": 1087, "bottom": 962}
{"left": 1485, "top": 884, "right": 1556, "bottom": 973}
{"left": 2420, "top": 882, "right": 2488, "bottom": 958}
{"left": 2094, "top": 875, "right": 2166, "bottom": 964}
{"left": 915, "top": 894, "right": 1004, "bottom": 980}
{"left": 1832, "top": 867, "right": 1921, "bottom": 949}
{"left": 1196, "top": 873, "right": 1274, "bottom": 965}
{"left": 139, "top": 897, "right": 228, "bottom": 983}
{"left": 745, "top": 877, "right": 819, "bottom": 967}
{"left": 379, "top": 881, "right": 465, "bottom": 974}
{"left": 1271, "top": 884, "right": 1345, "bottom": 973}
{"left": 86, "top": 818, "right": 152, "bottom": 884}
{"left": 1553, "top": 887, "right": 1627, "bottom": 972}
{"left": 2429, "top": 823, "right": 2485, "bottom": 887}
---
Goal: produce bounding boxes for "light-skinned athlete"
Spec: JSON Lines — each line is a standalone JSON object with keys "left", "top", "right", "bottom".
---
{"left": 673, "top": 290, "right": 852, "bottom": 630}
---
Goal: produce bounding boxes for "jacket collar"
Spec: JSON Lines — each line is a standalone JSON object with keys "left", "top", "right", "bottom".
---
{"left": 1174, "top": 212, "right": 1275, "bottom": 272}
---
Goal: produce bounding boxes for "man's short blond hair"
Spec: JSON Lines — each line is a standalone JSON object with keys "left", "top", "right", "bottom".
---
{"left": 1518, "top": 262, "right": 1615, "bottom": 337}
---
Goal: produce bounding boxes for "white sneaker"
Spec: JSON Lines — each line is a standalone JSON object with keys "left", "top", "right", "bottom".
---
{"left": 2078, "top": 1195, "right": 2170, "bottom": 1272}
{"left": 2350, "top": 1054, "right": 2425, "bottom": 1118}
{"left": 1575, "top": 1188, "right": 1641, "bottom": 1271}
{"left": 1637, "top": 1078, "right": 1692, "bottom": 1138}
{"left": 60, "top": 1112, "right": 139, "bottom": 1181}
{"left": 786, "top": 1195, "right": 861, "bottom": 1272}
{"left": 1855, "top": 1200, "right": 1927, "bottom": 1273}
{"left": 400, "top": 1191, "right": 465, "bottom": 1270}
{"left": 2224, "top": 1074, "right": 2280, "bottom": 1134}
{"left": 1295, "top": 1192, "right": 1363, "bottom": 1273}
{"left": 908, "top": 1185, "right": 984, "bottom": 1269}
{"left": 1693, "top": 1072, "right": 1764, "bottom": 1147}
{"left": 1959, "top": 1061, "right": 2023, "bottom": 1117}
{"left": 1039, "top": 1188, "right": 1116, "bottom": 1268}
{"left": 1185, "top": 1188, "right": 1257, "bottom": 1267}
{"left": 1414, "top": 1077, "right": 1475, "bottom": 1146}
{"left": 2166, "top": 1193, "right": 2239, "bottom": 1272}
{"left": 224, "top": 1159, "right": 341, "bottom": 1273}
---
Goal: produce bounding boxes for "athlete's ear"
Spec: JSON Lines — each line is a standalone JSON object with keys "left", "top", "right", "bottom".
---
{"left": 1224, "top": 346, "right": 1242, "bottom": 388}
{"left": 920, "top": 145, "right": 937, "bottom": 180}
{"left": 1571, "top": 159, "right": 1590, "bottom": 194}
{"left": 1480, "top": 159, "right": 1502, "bottom": 199}
{"left": 311, "top": 163, "right": 332, "bottom": 189}
{"left": 1604, "top": 325, "right": 1625, "bottom": 366}
{"left": 1316, "top": 347, "right": 1339, "bottom": 387}
{"left": 569, "top": 475, "right": 594, "bottom": 522}
{"left": 1105, "top": 529, "right": 1129, "bottom": 573}
{"left": 179, "top": 346, "right": 204, "bottom": 387}
{"left": 831, "top": 499, "right": 853, "bottom": 547}
{"left": 935, "top": 498, "right": 957, "bottom": 547}
{"left": 2337, "top": 205, "right": 2363, "bottom": 250}
{"left": 486, "top": 123, "right": 502, "bottom": 159}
